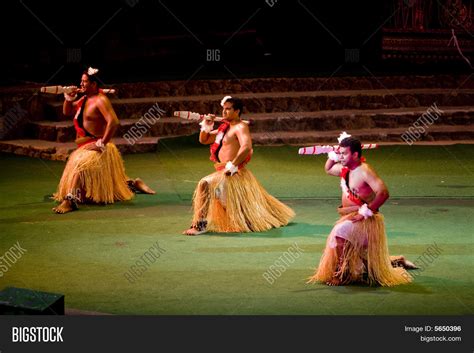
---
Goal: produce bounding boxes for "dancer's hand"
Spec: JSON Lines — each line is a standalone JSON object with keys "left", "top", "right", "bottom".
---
{"left": 205, "top": 114, "right": 215, "bottom": 122}
{"left": 63, "top": 91, "right": 77, "bottom": 102}
{"left": 82, "top": 143, "right": 103, "bottom": 152}
{"left": 200, "top": 115, "right": 215, "bottom": 133}
{"left": 327, "top": 150, "right": 340, "bottom": 162}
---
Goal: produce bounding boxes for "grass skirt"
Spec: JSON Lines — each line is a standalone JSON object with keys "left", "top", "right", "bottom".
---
{"left": 191, "top": 167, "right": 294, "bottom": 233}
{"left": 308, "top": 212, "right": 412, "bottom": 286}
{"left": 54, "top": 143, "right": 134, "bottom": 204}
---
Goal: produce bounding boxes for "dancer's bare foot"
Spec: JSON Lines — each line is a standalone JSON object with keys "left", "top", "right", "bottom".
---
{"left": 182, "top": 220, "right": 207, "bottom": 236}
{"left": 182, "top": 227, "right": 207, "bottom": 236}
{"left": 132, "top": 178, "right": 156, "bottom": 194}
{"left": 391, "top": 255, "right": 418, "bottom": 269}
{"left": 183, "top": 227, "right": 198, "bottom": 236}
{"left": 402, "top": 259, "right": 418, "bottom": 269}
{"left": 326, "top": 276, "right": 342, "bottom": 286}
{"left": 52, "top": 200, "right": 75, "bottom": 214}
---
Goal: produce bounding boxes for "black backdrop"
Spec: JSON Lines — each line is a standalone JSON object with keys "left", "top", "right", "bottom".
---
{"left": 0, "top": 0, "right": 468, "bottom": 83}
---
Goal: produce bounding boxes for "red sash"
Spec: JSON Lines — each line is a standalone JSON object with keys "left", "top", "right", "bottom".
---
{"left": 209, "top": 121, "right": 252, "bottom": 169}
{"left": 210, "top": 122, "right": 230, "bottom": 163}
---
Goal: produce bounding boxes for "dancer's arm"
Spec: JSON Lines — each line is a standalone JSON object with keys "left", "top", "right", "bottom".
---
{"left": 364, "top": 165, "right": 390, "bottom": 211}
{"left": 96, "top": 96, "right": 119, "bottom": 145}
{"left": 231, "top": 122, "right": 252, "bottom": 167}
{"left": 325, "top": 155, "right": 342, "bottom": 177}
{"left": 63, "top": 93, "right": 78, "bottom": 116}
{"left": 350, "top": 167, "right": 389, "bottom": 223}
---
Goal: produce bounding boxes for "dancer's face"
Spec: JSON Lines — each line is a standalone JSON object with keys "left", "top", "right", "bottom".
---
{"left": 339, "top": 146, "right": 358, "bottom": 167}
{"left": 80, "top": 74, "right": 97, "bottom": 94}
{"left": 222, "top": 102, "right": 239, "bottom": 121}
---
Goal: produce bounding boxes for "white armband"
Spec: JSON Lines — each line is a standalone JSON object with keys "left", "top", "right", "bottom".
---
{"left": 96, "top": 138, "right": 106, "bottom": 151}
{"left": 328, "top": 150, "right": 340, "bottom": 162}
{"left": 225, "top": 161, "right": 238, "bottom": 176}
{"left": 199, "top": 120, "right": 214, "bottom": 133}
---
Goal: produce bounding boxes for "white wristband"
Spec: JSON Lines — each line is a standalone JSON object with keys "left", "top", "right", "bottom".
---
{"left": 328, "top": 150, "right": 340, "bottom": 162}
{"left": 358, "top": 204, "right": 374, "bottom": 219}
{"left": 64, "top": 92, "right": 77, "bottom": 102}
{"left": 199, "top": 120, "right": 214, "bottom": 133}
{"left": 95, "top": 138, "right": 106, "bottom": 151}
{"left": 225, "top": 161, "right": 238, "bottom": 176}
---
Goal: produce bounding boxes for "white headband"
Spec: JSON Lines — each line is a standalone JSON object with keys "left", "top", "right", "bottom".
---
{"left": 220, "top": 95, "right": 232, "bottom": 107}
{"left": 87, "top": 67, "right": 99, "bottom": 76}
{"left": 337, "top": 131, "right": 351, "bottom": 143}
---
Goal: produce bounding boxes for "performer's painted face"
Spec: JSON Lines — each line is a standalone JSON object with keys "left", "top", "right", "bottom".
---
{"left": 222, "top": 102, "right": 239, "bottom": 120}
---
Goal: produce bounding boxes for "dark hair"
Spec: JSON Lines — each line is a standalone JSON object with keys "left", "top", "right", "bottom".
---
{"left": 82, "top": 69, "right": 100, "bottom": 86}
{"left": 340, "top": 136, "right": 362, "bottom": 158}
{"left": 224, "top": 97, "right": 243, "bottom": 116}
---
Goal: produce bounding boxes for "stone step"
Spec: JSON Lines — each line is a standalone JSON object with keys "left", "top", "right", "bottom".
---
{"left": 249, "top": 106, "right": 474, "bottom": 132}
{"left": 3, "top": 74, "right": 472, "bottom": 119}
{"left": 0, "top": 137, "right": 160, "bottom": 161}
{"left": 38, "top": 74, "right": 474, "bottom": 99}
{"left": 113, "top": 74, "right": 474, "bottom": 98}
{"left": 3, "top": 74, "right": 473, "bottom": 102}
{"left": 251, "top": 125, "right": 474, "bottom": 145}
{"left": 0, "top": 86, "right": 40, "bottom": 116}
{"left": 46, "top": 88, "right": 474, "bottom": 120}
{"left": 26, "top": 118, "right": 196, "bottom": 143}
{"left": 27, "top": 106, "right": 474, "bottom": 142}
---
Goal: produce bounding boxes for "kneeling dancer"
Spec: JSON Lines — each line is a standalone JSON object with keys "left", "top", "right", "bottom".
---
{"left": 183, "top": 96, "right": 294, "bottom": 235}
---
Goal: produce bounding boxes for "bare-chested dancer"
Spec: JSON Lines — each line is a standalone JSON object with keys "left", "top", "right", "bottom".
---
{"left": 53, "top": 67, "right": 154, "bottom": 214}
{"left": 308, "top": 135, "right": 416, "bottom": 286}
{"left": 183, "top": 96, "right": 294, "bottom": 235}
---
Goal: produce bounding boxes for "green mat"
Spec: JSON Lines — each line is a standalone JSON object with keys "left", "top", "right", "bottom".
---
{"left": 0, "top": 144, "right": 473, "bottom": 314}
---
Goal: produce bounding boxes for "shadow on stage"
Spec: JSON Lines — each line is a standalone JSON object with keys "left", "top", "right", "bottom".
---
{"left": 206, "top": 222, "right": 333, "bottom": 239}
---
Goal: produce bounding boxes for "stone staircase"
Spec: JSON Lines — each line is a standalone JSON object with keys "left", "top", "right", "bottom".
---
{"left": 1, "top": 75, "right": 473, "bottom": 160}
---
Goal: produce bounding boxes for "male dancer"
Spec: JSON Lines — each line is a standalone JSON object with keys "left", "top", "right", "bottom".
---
{"left": 53, "top": 67, "right": 154, "bottom": 214}
{"left": 308, "top": 134, "right": 415, "bottom": 286}
{"left": 183, "top": 96, "right": 294, "bottom": 235}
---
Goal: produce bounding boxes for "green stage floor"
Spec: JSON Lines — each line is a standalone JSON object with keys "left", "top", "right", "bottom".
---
{"left": 0, "top": 143, "right": 473, "bottom": 315}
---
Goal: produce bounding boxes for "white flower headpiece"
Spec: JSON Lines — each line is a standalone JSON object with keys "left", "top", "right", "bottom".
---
{"left": 87, "top": 67, "right": 99, "bottom": 76}
{"left": 337, "top": 131, "right": 351, "bottom": 143}
{"left": 220, "top": 95, "right": 232, "bottom": 107}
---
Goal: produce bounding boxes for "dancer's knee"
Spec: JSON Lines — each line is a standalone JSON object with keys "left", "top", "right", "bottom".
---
{"left": 198, "top": 179, "right": 210, "bottom": 192}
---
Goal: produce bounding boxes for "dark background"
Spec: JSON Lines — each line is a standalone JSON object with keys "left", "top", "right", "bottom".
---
{"left": 0, "top": 0, "right": 472, "bottom": 84}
